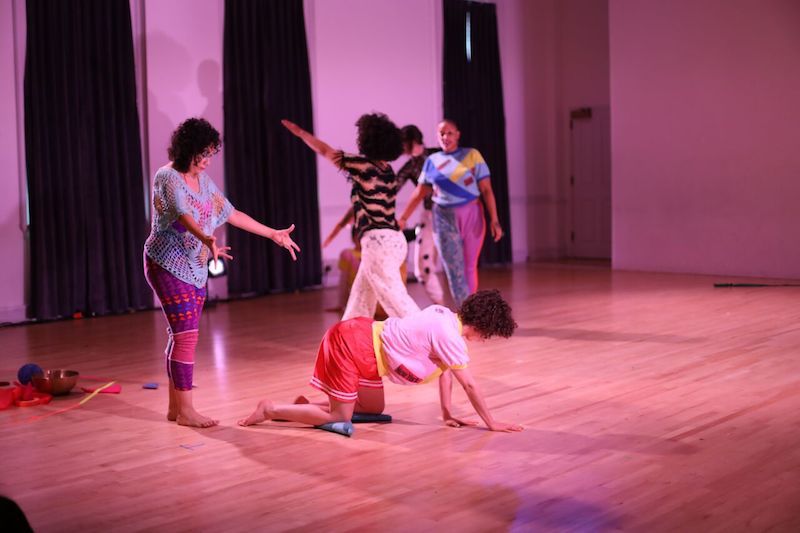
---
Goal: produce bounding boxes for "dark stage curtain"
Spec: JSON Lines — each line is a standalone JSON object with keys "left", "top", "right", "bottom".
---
{"left": 443, "top": 0, "right": 512, "bottom": 264}
{"left": 224, "top": 0, "right": 321, "bottom": 296}
{"left": 24, "top": 0, "right": 151, "bottom": 320}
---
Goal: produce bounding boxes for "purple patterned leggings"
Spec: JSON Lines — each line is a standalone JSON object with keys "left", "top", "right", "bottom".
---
{"left": 145, "top": 257, "right": 206, "bottom": 391}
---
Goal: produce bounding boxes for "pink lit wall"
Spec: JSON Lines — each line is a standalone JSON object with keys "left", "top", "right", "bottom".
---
{"left": 555, "top": 0, "right": 610, "bottom": 256}
{"left": 0, "top": 0, "right": 25, "bottom": 323}
{"left": 496, "top": 0, "right": 610, "bottom": 261}
{"left": 610, "top": 0, "right": 800, "bottom": 278}
{"left": 496, "top": 0, "right": 557, "bottom": 261}
{"left": 137, "top": 0, "right": 228, "bottom": 298}
{"left": 140, "top": 0, "right": 225, "bottom": 181}
{"left": 305, "top": 0, "right": 443, "bottom": 278}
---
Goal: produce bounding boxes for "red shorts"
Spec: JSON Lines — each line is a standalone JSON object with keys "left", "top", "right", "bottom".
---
{"left": 309, "top": 317, "right": 383, "bottom": 402}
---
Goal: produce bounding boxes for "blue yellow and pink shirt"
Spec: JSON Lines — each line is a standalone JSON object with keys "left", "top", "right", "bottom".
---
{"left": 419, "top": 147, "right": 491, "bottom": 208}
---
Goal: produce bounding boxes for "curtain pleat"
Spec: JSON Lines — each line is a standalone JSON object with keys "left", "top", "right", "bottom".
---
{"left": 25, "top": 0, "right": 150, "bottom": 320}
{"left": 223, "top": 0, "right": 321, "bottom": 296}
{"left": 443, "top": 0, "right": 512, "bottom": 264}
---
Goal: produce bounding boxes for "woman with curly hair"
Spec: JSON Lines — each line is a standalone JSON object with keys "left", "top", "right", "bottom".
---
{"left": 239, "top": 290, "right": 523, "bottom": 433}
{"left": 144, "top": 117, "right": 300, "bottom": 428}
{"left": 282, "top": 113, "right": 420, "bottom": 320}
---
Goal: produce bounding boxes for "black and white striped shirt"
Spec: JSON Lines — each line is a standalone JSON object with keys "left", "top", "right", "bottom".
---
{"left": 335, "top": 151, "right": 400, "bottom": 240}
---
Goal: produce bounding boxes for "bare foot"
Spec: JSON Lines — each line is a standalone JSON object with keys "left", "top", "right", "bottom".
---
{"left": 293, "top": 395, "right": 310, "bottom": 404}
{"left": 176, "top": 408, "right": 219, "bottom": 428}
{"left": 238, "top": 399, "right": 274, "bottom": 427}
{"left": 167, "top": 410, "right": 177, "bottom": 422}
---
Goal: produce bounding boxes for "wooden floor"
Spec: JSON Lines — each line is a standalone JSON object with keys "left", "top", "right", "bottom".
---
{"left": 2, "top": 263, "right": 800, "bottom": 532}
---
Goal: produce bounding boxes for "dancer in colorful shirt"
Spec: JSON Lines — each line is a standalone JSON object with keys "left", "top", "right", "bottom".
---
{"left": 238, "top": 290, "right": 523, "bottom": 432}
{"left": 399, "top": 119, "right": 504, "bottom": 307}
{"left": 144, "top": 117, "right": 300, "bottom": 428}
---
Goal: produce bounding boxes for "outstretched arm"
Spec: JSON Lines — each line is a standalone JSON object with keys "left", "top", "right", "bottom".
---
{"left": 227, "top": 209, "right": 300, "bottom": 260}
{"left": 281, "top": 119, "right": 339, "bottom": 165}
{"left": 178, "top": 213, "right": 231, "bottom": 262}
{"left": 438, "top": 370, "right": 478, "bottom": 428}
{"left": 398, "top": 183, "right": 433, "bottom": 229}
{"left": 450, "top": 367, "right": 523, "bottom": 432}
{"left": 477, "top": 179, "right": 503, "bottom": 242}
{"left": 322, "top": 207, "right": 355, "bottom": 248}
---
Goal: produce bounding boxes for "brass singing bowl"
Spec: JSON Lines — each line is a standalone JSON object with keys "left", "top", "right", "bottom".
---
{"left": 32, "top": 369, "right": 79, "bottom": 396}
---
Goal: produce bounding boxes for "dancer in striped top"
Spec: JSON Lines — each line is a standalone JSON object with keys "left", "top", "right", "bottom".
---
{"left": 282, "top": 114, "right": 420, "bottom": 320}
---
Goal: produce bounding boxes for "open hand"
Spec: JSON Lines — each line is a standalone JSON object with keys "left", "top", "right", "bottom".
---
{"left": 203, "top": 235, "right": 233, "bottom": 262}
{"left": 272, "top": 224, "right": 301, "bottom": 260}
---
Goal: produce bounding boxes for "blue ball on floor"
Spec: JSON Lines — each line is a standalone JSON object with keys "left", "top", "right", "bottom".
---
{"left": 17, "top": 363, "right": 43, "bottom": 385}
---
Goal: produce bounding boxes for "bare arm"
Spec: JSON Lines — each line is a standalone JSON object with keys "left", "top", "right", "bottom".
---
{"left": 322, "top": 207, "right": 355, "bottom": 248}
{"left": 398, "top": 183, "right": 433, "bottom": 229}
{"left": 281, "top": 119, "right": 339, "bottom": 165}
{"left": 178, "top": 213, "right": 231, "bottom": 261}
{"left": 438, "top": 370, "right": 478, "bottom": 428}
{"left": 477, "top": 179, "right": 503, "bottom": 242}
{"left": 450, "top": 367, "right": 523, "bottom": 432}
{"left": 227, "top": 209, "right": 300, "bottom": 261}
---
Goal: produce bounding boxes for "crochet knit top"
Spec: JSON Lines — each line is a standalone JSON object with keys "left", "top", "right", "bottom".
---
{"left": 144, "top": 166, "right": 233, "bottom": 288}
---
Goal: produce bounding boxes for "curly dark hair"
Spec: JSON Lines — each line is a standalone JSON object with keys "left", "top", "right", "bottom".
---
{"left": 168, "top": 117, "right": 222, "bottom": 172}
{"left": 400, "top": 124, "right": 424, "bottom": 150}
{"left": 458, "top": 289, "right": 517, "bottom": 339}
{"left": 356, "top": 113, "right": 403, "bottom": 162}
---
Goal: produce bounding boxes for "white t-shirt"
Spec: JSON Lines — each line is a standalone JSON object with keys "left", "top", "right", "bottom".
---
{"left": 373, "top": 305, "right": 470, "bottom": 385}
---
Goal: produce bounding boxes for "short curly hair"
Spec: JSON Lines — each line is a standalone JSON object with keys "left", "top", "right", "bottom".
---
{"left": 168, "top": 117, "right": 222, "bottom": 172}
{"left": 356, "top": 113, "right": 403, "bottom": 162}
{"left": 458, "top": 289, "right": 517, "bottom": 339}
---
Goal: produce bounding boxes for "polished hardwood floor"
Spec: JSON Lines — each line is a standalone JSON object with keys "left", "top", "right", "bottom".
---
{"left": 2, "top": 262, "right": 800, "bottom": 532}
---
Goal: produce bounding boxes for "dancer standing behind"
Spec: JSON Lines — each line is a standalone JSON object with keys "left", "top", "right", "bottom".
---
{"left": 282, "top": 114, "right": 419, "bottom": 320}
{"left": 322, "top": 124, "right": 443, "bottom": 306}
{"left": 396, "top": 125, "right": 444, "bottom": 305}
{"left": 144, "top": 117, "right": 300, "bottom": 428}
{"left": 399, "top": 119, "right": 504, "bottom": 307}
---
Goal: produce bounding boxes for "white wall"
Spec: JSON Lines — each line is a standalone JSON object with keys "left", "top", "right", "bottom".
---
{"left": 610, "top": 0, "right": 800, "bottom": 278}
{"left": 138, "top": 0, "right": 228, "bottom": 298}
{"left": 497, "top": 0, "right": 611, "bottom": 261}
{"left": 0, "top": 0, "right": 26, "bottom": 323}
{"left": 556, "top": 0, "right": 611, "bottom": 257}
{"left": 496, "top": 0, "right": 556, "bottom": 261}
{"left": 305, "top": 0, "right": 443, "bottom": 278}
